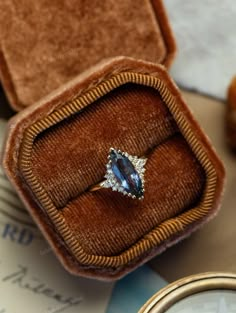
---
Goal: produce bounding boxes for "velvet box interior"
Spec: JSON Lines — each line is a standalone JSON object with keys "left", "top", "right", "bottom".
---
{"left": 2, "top": 57, "right": 225, "bottom": 280}
{"left": 0, "top": 0, "right": 176, "bottom": 111}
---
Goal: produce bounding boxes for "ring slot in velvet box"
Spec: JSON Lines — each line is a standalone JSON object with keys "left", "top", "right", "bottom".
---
{"left": 0, "top": 0, "right": 176, "bottom": 111}
{"left": 2, "top": 57, "right": 225, "bottom": 280}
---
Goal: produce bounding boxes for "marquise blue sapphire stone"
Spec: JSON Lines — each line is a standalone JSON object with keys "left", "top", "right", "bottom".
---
{"left": 110, "top": 149, "right": 143, "bottom": 198}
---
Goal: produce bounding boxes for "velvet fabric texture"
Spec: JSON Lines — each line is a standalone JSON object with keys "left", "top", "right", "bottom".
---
{"left": 0, "top": 0, "right": 176, "bottom": 111}
{"left": 226, "top": 76, "right": 236, "bottom": 151}
{"left": 2, "top": 57, "right": 225, "bottom": 280}
{"left": 31, "top": 85, "right": 204, "bottom": 256}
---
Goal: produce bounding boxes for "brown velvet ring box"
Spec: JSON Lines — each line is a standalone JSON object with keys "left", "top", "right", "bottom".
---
{"left": 0, "top": 0, "right": 175, "bottom": 111}
{"left": 2, "top": 57, "right": 225, "bottom": 280}
{"left": 226, "top": 77, "right": 236, "bottom": 151}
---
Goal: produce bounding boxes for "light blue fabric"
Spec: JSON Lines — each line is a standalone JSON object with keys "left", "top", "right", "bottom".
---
{"left": 106, "top": 265, "right": 167, "bottom": 313}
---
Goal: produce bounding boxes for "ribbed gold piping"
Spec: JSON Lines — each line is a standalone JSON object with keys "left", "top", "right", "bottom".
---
{"left": 19, "top": 72, "right": 217, "bottom": 268}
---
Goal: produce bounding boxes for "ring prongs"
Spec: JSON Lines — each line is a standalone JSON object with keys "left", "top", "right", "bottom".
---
{"left": 99, "top": 148, "right": 147, "bottom": 200}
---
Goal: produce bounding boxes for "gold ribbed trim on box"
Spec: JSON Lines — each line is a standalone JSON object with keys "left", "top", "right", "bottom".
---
{"left": 19, "top": 72, "right": 217, "bottom": 268}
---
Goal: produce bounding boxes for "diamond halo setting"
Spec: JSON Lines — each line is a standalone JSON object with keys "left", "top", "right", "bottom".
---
{"left": 100, "top": 148, "right": 147, "bottom": 200}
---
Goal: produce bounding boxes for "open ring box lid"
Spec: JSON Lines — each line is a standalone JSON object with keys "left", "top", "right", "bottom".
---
{"left": 2, "top": 57, "right": 225, "bottom": 280}
{"left": 0, "top": 0, "right": 176, "bottom": 111}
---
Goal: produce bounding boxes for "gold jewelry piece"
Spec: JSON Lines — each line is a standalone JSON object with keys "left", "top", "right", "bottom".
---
{"left": 139, "top": 272, "right": 236, "bottom": 313}
{"left": 90, "top": 148, "right": 147, "bottom": 200}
